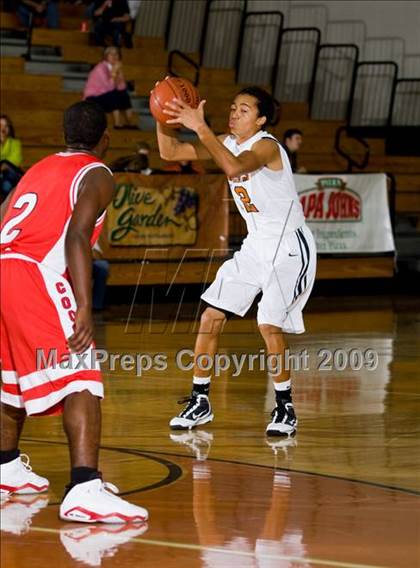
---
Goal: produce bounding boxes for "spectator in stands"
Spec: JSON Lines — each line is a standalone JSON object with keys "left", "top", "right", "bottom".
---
{"left": 83, "top": 46, "right": 138, "bottom": 129}
{"left": 16, "top": 0, "right": 59, "bottom": 29}
{"left": 282, "top": 129, "right": 304, "bottom": 173}
{"left": 109, "top": 141, "right": 160, "bottom": 173}
{"left": 91, "top": 0, "right": 132, "bottom": 48}
{"left": 0, "top": 115, "right": 23, "bottom": 198}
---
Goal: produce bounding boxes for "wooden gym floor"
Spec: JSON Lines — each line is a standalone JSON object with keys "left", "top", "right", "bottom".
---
{"left": 1, "top": 294, "right": 419, "bottom": 568}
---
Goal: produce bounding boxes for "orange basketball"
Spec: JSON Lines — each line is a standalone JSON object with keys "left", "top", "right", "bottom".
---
{"left": 149, "top": 76, "right": 200, "bottom": 128}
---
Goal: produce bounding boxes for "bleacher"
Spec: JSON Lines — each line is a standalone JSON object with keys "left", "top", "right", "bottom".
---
{"left": 1, "top": 0, "right": 420, "bottom": 284}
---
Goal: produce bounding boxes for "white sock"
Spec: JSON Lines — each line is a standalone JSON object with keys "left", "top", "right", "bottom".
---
{"left": 193, "top": 376, "right": 211, "bottom": 385}
{"left": 272, "top": 378, "right": 291, "bottom": 391}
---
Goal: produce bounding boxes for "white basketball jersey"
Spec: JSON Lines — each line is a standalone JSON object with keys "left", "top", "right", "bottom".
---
{"left": 223, "top": 130, "right": 305, "bottom": 237}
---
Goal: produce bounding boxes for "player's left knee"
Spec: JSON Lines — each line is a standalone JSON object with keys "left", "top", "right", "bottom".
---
{"left": 199, "top": 307, "right": 226, "bottom": 335}
{"left": 1, "top": 402, "right": 27, "bottom": 422}
{"left": 258, "top": 323, "right": 283, "bottom": 340}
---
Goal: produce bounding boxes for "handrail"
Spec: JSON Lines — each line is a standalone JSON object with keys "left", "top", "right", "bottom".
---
{"left": 386, "top": 172, "right": 396, "bottom": 232}
{"left": 272, "top": 26, "right": 321, "bottom": 97}
{"left": 388, "top": 77, "right": 420, "bottom": 127}
{"left": 24, "top": 11, "right": 34, "bottom": 61}
{"left": 334, "top": 125, "right": 370, "bottom": 172}
{"left": 168, "top": 49, "right": 200, "bottom": 86}
{"left": 309, "top": 43, "right": 359, "bottom": 114}
{"left": 346, "top": 60, "right": 399, "bottom": 127}
{"left": 164, "top": 0, "right": 176, "bottom": 49}
{"left": 199, "top": 0, "right": 247, "bottom": 66}
{"left": 234, "top": 10, "right": 284, "bottom": 84}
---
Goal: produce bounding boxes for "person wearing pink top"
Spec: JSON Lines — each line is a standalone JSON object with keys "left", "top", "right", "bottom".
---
{"left": 84, "top": 46, "right": 137, "bottom": 129}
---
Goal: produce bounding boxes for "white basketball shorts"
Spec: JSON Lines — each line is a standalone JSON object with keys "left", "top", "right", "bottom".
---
{"left": 201, "top": 224, "right": 317, "bottom": 334}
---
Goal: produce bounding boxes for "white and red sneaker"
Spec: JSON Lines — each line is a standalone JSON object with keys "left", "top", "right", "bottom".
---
{"left": 0, "top": 454, "right": 49, "bottom": 495}
{"left": 60, "top": 522, "right": 148, "bottom": 566}
{"left": 1, "top": 494, "right": 49, "bottom": 535}
{"left": 59, "top": 479, "right": 149, "bottom": 524}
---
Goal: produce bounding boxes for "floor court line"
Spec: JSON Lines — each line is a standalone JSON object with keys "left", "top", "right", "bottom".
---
{"left": 8, "top": 525, "right": 387, "bottom": 568}
{"left": 21, "top": 437, "right": 420, "bottom": 496}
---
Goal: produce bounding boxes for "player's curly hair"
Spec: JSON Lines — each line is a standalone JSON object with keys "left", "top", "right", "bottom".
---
{"left": 63, "top": 101, "right": 107, "bottom": 149}
{"left": 237, "top": 86, "right": 279, "bottom": 129}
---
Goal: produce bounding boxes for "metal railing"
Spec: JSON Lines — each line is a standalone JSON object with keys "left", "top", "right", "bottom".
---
{"left": 274, "top": 27, "right": 321, "bottom": 102}
{"left": 347, "top": 61, "right": 399, "bottom": 128}
{"left": 133, "top": 0, "right": 418, "bottom": 127}
{"left": 390, "top": 79, "right": 420, "bottom": 126}
{"left": 236, "top": 11, "right": 284, "bottom": 86}
{"left": 386, "top": 173, "right": 397, "bottom": 232}
{"left": 310, "top": 44, "right": 359, "bottom": 120}
{"left": 168, "top": 50, "right": 200, "bottom": 86}
{"left": 24, "top": 12, "right": 34, "bottom": 61}
{"left": 200, "top": 0, "right": 246, "bottom": 68}
{"left": 334, "top": 125, "right": 370, "bottom": 172}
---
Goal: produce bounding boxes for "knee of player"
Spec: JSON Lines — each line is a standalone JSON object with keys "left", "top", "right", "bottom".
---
{"left": 1, "top": 402, "right": 27, "bottom": 423}
{"left": 258, "top": 323, "right": 284, "bottom": 342}
{"left": 199, "top": 307, "right": 226, "bottom": 335}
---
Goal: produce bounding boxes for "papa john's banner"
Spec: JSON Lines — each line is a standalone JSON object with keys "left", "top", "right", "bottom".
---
{"left": 294, "top": 173, "right": 395, "bottom": 253}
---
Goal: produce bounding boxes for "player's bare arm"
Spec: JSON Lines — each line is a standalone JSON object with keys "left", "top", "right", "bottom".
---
{"left": 163, "top": 98, "right": 281, "bottom": 177}
{"left": 65, "top": 167, "right": 114, "bottom": 354}
{"left": 156, "top": 120, "right": 213, "bottom": 162}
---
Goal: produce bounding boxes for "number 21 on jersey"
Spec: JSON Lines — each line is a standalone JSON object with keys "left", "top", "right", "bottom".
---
{"left": 234, "top": 186, "right": 259, "bottom": 213}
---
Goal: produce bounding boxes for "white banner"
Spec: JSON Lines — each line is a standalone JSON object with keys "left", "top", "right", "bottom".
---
{"left": 294, "top": 173, "right": 395, "bottom": 253}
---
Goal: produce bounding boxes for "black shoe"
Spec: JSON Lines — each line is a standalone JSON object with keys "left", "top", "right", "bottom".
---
{"left": 266, "top": 401, "right": 297, "bottom": 436}
{"left": 169, "top": 394, "right": 214, "bottom": 430}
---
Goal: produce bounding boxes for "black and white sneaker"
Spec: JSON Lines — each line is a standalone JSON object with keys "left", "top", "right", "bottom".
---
{"left": 266, "top": 402, "right": 297, "bottom": 436}
{"left": 169, "top": 430, "right": 214, "bottom": 460}
{"left": 169, "top": 394, "right": 214, "bottom": 430}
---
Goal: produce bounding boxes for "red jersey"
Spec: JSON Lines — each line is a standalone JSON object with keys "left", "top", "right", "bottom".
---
{"left": 0, "top": 152, "right": 111, "bottom": 275}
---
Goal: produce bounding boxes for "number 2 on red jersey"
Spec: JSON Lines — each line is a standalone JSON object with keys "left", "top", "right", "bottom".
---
{"left": 0, "top": 193, "right": 38, "bottom": 245}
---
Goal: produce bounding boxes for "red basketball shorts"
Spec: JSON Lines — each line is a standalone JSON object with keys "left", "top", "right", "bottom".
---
{"left": 0, "top": 257, "right": 103, "bottom": 416}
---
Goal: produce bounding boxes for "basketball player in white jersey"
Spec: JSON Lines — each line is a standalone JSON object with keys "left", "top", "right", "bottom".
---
{"left": 156, "top": 86, "right": 316, "bottom": 436}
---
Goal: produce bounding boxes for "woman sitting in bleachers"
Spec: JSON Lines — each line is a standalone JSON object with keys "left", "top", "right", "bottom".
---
{"left": 83, "top": 46, "right": 138, "bottom": 129}
{"left": 0, "top": 115, "right": 24, "bottom": 199}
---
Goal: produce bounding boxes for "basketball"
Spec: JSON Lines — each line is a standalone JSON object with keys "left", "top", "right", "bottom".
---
{"left": 149, "top": 76, "right": 200, "bottom": 128}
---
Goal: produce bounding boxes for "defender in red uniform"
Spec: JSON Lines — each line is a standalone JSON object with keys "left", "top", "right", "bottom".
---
{"left": 0, "top": 102, "right": 148, "bottom": 523}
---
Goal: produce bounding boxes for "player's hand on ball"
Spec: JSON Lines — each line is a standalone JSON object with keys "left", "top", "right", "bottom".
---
{"left": 164, "top": 99, "right": 206, "bottom": 131}
{"left": 68, "top": 306, "right": 93, "bottom": 354}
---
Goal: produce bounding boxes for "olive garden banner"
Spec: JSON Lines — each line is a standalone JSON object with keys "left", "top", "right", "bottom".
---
{"left": 104, "top": 174, "right": 228, "bottom": 260}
